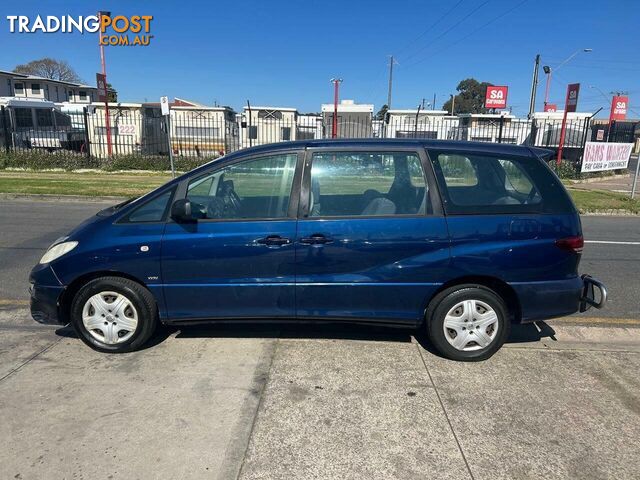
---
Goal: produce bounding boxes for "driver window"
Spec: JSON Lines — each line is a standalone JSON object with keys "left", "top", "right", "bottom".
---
{"left": 186, "top": 153, "right": 297, "bottom": 220}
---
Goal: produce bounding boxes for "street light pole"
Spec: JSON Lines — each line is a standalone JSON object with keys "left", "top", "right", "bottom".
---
{"left": 330, "top": 78, "right": 342, "bottom": 138}
{"left": 528, "top": 54, "right": 540, "bottom": 118}
{"left": 542, "top": 48, "right": 592, "bottom": 109}
{"left": 450, "top": 94, "right": 456, "bottom": 115}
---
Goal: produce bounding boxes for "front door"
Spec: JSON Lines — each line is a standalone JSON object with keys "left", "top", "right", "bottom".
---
{"left": 161, "top": 151, "right": 301, "bottom": 321}
{"left": 295, "top": 149, "right": 450, "bottom": 325}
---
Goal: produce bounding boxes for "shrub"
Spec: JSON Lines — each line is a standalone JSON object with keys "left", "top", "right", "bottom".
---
{"left": 0, "top": 149, "right": 214, "bottom": 172}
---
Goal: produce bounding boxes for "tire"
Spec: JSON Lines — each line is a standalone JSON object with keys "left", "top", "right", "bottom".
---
{"left": 70, "top": 276, "right": 158, "bottom": 353}
{"left": 426, "top": 285, "right": 510, "bottom": 362}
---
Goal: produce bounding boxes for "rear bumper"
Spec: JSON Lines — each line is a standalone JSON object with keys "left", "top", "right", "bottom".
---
{"left": 512, "top": 276, "right": 583, "bottom": 323}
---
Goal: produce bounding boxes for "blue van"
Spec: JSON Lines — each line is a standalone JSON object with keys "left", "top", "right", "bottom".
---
{"left": 30, "top": 140, "right": 606, "bottom": 361}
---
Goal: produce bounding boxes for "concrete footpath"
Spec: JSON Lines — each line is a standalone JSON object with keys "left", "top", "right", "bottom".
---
{"left": 1, "top": 308, "right": 639, "bottom": 480}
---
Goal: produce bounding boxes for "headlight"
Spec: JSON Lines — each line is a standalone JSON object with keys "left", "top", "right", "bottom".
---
{"left": 39, "top": 241, "right": 78, "bottom": 264}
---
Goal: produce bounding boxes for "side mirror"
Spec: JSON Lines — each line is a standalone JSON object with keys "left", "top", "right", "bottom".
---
{"left": 171, "top": 199, "right": 195, "bottom": 222}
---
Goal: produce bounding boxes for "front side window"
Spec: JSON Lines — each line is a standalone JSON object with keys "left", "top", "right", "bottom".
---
{"left": 31, "top": 83, "right": 40, "bottom": 94}
{"left": 186, "top": 153, "right": 297, "bottom": 220}
{"left": 308, "top": 152, "right": 428, "bottom": 217}
{"left": 124, "top": 189, "right": 175, "bottom": 223}
{"left": 14, "top": 82, "right": 24, "bottom": 94}
{"left": 79, "top": 91, "right": 87, "bottom": 99}
{"left": 431, "top": 151, "right": 549, "bottom": 214}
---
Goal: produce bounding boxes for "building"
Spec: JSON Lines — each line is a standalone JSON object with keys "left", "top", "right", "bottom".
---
{"left": 384, "top": 109, "right": 455, "bottom": 139}
{"left": 239, "top": 106, "right": 298, "bottom": 148}
{"left": 83, "top": 98, "right": 239, "bottom": 158}
{"left": 296, "top": 113, "right": 322, "bottom": 140}
{"left": 0, "top": 96, "right": 82, "bottom": 150}
{"left": 321, "top": 100, "right": 374, "bottom": 138}
{"left": 169, "top": 99, "right": 238, "bottom": 156}
{"left": 529, "top": 111, "right": 593, "bottom": 148}
{"left": 451, "top": 113, "right": 527, "bottom": 144}
{"left": 0, "top": 69, "right": 100, "bottom": 104}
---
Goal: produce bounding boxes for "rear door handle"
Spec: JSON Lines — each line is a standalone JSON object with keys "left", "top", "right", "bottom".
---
{"left": 257, "top": 235, "right": 291, "bottom": 246}
{"left": 300, "top": 233, "right": 333, "bottom": 245}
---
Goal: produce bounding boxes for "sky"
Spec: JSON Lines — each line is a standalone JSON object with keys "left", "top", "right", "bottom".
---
{"left": 1, "top": 0, "right": 639, "bottom": 117}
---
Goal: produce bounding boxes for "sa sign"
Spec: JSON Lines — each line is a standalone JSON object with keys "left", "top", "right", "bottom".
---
{"left": 96, "top": 73, "right": 107, "bottom": 103}
{"left": 609, "top": 95, "right": 628, "bottom": 121}
{"left": 485, "top": 86, "right": 508, "bottom": 109}
{"left": 566, "top": 83, "right": 580, "bottom": 113}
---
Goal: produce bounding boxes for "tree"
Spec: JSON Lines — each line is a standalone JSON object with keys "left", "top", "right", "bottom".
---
{"left": 442, "top": 78, "right": 493, "bottom": 114}
{"left": 375, "top": 104, "right": 389, "bottom": 120}
{"left": 14, "top": 58, "right": 83, "bottom": 83}
{"left": 107, "top": 83, "right": 118, "bottom": 102}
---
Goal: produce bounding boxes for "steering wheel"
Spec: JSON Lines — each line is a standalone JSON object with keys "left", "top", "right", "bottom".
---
{"left": 219, "top": 181, "right": 242, "bottom": 217}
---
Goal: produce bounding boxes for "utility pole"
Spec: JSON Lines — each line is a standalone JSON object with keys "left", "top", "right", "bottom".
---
{"left": 98, "top": 11, "right": 112, "bottom": 157}
{"left": 450, "top": 94, "right": 456, "bottom": 115}
{"left": 330, "top": 78, "right": 342, "bottom": 138}
{"left": 528, "top": 54, "right": 540, "bottom": 118}
{"left": 433, "top": 93, "right": 436, "bottom": 111}
{"left": 387, "top": 56, "right": 397, "bottom": 109}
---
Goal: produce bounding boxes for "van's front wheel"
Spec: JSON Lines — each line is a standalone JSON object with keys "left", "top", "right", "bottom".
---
{"left": 70, "top": 276, "right": 157, "bottom": 353}
{"left": 426, "top": 285, "right": 510, "bottom": 361}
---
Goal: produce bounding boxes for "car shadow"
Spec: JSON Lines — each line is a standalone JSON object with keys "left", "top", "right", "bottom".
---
{"left": 56, "top": 320, "right": 556, "bottom": 356}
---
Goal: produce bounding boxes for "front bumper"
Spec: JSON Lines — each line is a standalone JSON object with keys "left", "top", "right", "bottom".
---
{"left": 29, "top": 264, "right": 66, "bottom": 325}
{"left": 580, "top": 274, "right": 607, "bottom": 312}
{"left": 30, "top": 283, "right": 65, "bottom": 325}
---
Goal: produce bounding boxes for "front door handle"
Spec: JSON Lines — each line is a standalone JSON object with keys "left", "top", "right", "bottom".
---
{"left": 300, "top": 233, "right": 333, "bottom": 245}
{"left": 257, "top": 235, "right": 291, "bottom": 246}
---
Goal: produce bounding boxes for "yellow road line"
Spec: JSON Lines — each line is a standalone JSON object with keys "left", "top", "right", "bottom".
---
{"left": 0, "top": 299, "right": 29, "bottom": 306}
{"left": 553, "top": 316, "right": 640, "bottom": 326}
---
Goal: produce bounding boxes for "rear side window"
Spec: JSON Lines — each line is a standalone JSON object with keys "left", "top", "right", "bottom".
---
{"left": 429, "top": 150, "right": 575, "bottom": 215}
{"left": 308, "top": 151, "right": 429, "bottom": 217}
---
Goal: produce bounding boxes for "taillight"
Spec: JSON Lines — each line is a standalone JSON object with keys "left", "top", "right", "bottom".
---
{"left": 555, "top": 235, "right": 584, "bottom": 253}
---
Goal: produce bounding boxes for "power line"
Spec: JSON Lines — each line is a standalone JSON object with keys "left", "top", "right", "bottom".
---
{"left": 395, "top": 0, "right": 466, "bottom": 59}
{"left": 401, "top": 0, "right": 493, "bottom": 64}
{"left": 402, "top": 0, "right": 529, "bottom": 69}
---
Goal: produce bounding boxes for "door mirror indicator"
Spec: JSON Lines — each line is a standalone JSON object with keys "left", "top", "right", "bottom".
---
{"left": 171, "top": 199, "right": 195, "bottom": 223}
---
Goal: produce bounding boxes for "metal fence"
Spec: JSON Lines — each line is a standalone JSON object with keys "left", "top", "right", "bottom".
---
{"left": 0, "top": 105, "right": 637, "bottom": 169}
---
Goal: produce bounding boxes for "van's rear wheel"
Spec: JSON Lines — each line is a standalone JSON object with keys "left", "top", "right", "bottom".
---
{"left": 70, "top": 276, "right": 157, "bottom": 353}
{"left": 426, "top": 285, "right": 510, "bottom": 361}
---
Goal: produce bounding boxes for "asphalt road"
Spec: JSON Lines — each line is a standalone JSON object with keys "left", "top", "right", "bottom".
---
{"left": 1, "top": 197, "right": 640, "bottom": 479}
{"left": 0, "top": 198, "right": 638, "bottom": 319}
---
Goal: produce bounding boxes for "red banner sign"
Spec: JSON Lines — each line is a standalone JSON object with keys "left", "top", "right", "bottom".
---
{"left": 544, "top": 103, "right": 558, "bottom": 112}
{"left": 565, "top": 83, "right": 580, "bottom": 112}
{"left": 485, "top": 85, "right": 508, "bottom": 109}
{"left": 96, "top": 73, "right": 107, "bottom": 103}
{"left": 609, "top": 95, "right": 628, "bottom": 121}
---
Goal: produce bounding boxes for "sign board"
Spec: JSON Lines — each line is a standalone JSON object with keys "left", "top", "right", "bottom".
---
{"left": 160, "top": 96, "right": 170, "bottom": 116}
{"left": 581, "top": 142, "right": 633, "bottom": 172}
{"left": 609, "top": 95, "right": 628, "bottom": 121}
{"left": 485, "top": 86, "right": 508, "bottom": 109}
{"left": 565, "top": 83, "right": 580, "bottom": 113}
{"left": 117, "top": 124, "right": 136, "bottom": 136}
{"left": 544, "top": 103, "right": 557, "bottom": 113}
{"left": 96, "top": 73, "right": 107, "bottom": 103}
{"left": 596, "top": 129, "right": 605, "bottom": 141}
